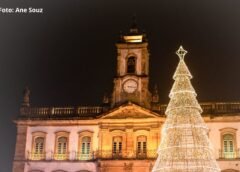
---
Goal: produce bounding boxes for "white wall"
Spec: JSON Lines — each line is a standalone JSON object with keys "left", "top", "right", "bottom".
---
{"left": 24, "top": 121, "right": 240, "bottom": 171}
{"left": 207, "top": 122, "right": 240, "bottom": 157}
{"left": 24, "top": 161, "right": 97, "bottom": 172}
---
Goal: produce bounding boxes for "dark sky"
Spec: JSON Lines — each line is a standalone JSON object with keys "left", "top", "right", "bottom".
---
{"left": 1, "top": 0, "right": 240, "bottom": 171}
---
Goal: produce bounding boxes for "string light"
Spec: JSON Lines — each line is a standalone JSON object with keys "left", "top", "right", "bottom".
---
{"left": 152, "top": 46, "right": 220, "bottom": 172}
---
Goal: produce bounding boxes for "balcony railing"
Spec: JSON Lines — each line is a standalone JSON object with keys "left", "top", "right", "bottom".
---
{"left": 76, "top": 152, "right": 95, "bottom": 160}
{"left": 219, "top": 149, "right": 240, "bottom": 159}
{"left": 53, "top": 153, "right": 70, "bottom": 160}
{"left": 27, "top": 150, "right": 240, "bottom": 161}
{"left": 27, "top": 150, "right": 157, "bottom": 161}
{"left": 96, "top": 150, "right": 157, "bottom": 159}
{"left": 27, "top": 152, "right": 46, "bottom": 160}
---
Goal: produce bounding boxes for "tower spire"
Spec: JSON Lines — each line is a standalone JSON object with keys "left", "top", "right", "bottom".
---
{"left": 129, "top": 14, "right": 138, "bottom": 34}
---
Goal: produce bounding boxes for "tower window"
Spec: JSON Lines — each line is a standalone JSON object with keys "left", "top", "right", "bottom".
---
{"left": 127, "top": 56, "right": 136, "bottom": 74}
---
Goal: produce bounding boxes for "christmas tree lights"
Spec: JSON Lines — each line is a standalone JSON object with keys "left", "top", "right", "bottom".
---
{"left": 152, "top": 46, "right": 220, "bottom": 172}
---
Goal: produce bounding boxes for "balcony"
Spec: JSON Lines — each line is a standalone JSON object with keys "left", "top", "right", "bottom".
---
{"left": 96, "top": 150, "right": 157, "bottom": 159}
{"left": 76, "top": 152, "right": 95, "bottom": 160}
{"left": 53, "top": 153, "right": 70, "bottom": 160}
{"left": 27, "top": 150, "right": 157, "bottom": 161}
{"left": 219, "top": 149, "right": 240, "bottom": 159}
{"left": 27, "top": 152, "right": 46, "bottom": 160}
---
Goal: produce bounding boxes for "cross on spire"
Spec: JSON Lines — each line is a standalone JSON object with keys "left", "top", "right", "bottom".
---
{"left": 176, "top": 45, "right": 188, "bottom": 60}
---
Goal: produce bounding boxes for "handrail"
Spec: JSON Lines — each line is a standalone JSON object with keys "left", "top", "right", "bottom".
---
{"left": 218, "top": 149, "right": 240, "bottom": 159}
{"left": 160, "top": 102, "right": 240, "bottom": 115}
{"left": 26, "top": 150, "right": 157, "bottom": 161}
{"left": 20, "top": 106, "right": 103, "bottom": 116}
{"left": 20, "top": 102, "right": 240, "bottom": 117}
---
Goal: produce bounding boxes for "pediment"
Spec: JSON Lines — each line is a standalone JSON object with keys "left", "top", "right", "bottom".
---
{"left": 98, "top": 103, "right": 161, "bottom": 119}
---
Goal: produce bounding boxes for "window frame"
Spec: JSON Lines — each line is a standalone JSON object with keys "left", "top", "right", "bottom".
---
{"left": 137, "top": 135, "right": 147, "bottom": 154}
{"left": 125, "top": 54, "right": 137, "bottom": 74}
{"left": 30, "top": 131, "right": 47, "bottom": 160}
{"left": 219, "top": 128, "right": 237, "bottom": 159}
{"left": 54, "top": 131, "right": 70, "bottom": 160}
{"left": 78, "top": 130, "right": 93, "bottom": 160}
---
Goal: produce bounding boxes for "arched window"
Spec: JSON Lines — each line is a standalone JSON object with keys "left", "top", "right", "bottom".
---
{"left": 54, "top": 131, "right": 69, "bottom": 160}
{"left": 219, "top": 128, "right": 237, "bottom": 159}
{"left": 127, "top": 56, "right": 136, "bottom": 73}
{"left": 34, "top": 137, "right": 44, "bottom": 154}
{"left": 137, "top": 135, "right": 147, "bottom": 158}
{"left": 78, "top": 131, "right": 93, "bottom": 160}
{"left": 57, "top": 137, "right": 67, "bottom": 154}
{"left": 223, "top": 134, "right": 235, "bottom": 158}
{"left": 30, "top": 132, "right": 46, "bottom": 160}
{"left": 112, "top": 136, "right": 122, "bottom": 158}
{"left": 82, "top": 136, "right": 91, "bottom": 154}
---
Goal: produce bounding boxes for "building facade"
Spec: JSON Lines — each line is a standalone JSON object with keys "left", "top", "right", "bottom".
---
{"left": 13, "top": 23, "right": 240, "bottom": 172}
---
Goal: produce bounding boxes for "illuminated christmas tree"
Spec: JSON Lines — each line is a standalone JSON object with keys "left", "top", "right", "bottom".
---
{"left": 152, "top": 46, "right": 220, "bottom": 172}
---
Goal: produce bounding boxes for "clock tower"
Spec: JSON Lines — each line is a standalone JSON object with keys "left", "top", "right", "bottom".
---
{"left": 111, "top": 21, "right": 152, "bottom": 108}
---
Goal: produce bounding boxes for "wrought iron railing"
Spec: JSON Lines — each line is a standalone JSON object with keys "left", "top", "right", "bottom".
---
{"left": 27, "top": 150, "right": 157, "bottom": 161}
{"left": 218, "top": 149, "right": 240, "bottom": 159}
{"left": 27, "top": 152, "right": 46, "bottom": 160}
{"left": 27, "top": 149, "right": 240, "bottom": 161}
{"left": 53, "top": 153, "right": 70, "bottom": 160}
{"left": 96, "top": 150, "right": 157, "bottom": 159}
{"left": 75, "top": 152, "right": 95, "bottom": 160}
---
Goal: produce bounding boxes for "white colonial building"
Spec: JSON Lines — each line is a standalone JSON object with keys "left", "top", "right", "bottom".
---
{"left": 13, "top": 22, "right": 240, "bottom": 172}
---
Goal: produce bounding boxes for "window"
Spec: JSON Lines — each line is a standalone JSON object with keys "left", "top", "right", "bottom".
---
{"left": 82, "top": 136, "right": 91, "bottom": 154}
{"left": 30, "top": 132, "right": 46, "bottom": 160}
{"left": 78, "top": 131, "right": 93, "bottom": 160}
{"left": 223, "top": 134, "right": 234, "bottom": 158}
{"left": 127, "top": 56, "right": 136, "bottom": 73}
{"left": 54, "top": 131, "right": 69, "bottom": 160}
{"left": 57, "top": 137, "right": 67, "bottom": 154}
{"left": 34, "top": 137, "right": 44, "bottom": 154}
{"left": 137, "top": 136, "right": 147, "bottom": 158}
{"left": 113, "top": 136, "right": 122, "bottom": 158}
{"left": 220, "top": 128, "right": 237, "bottom": 159}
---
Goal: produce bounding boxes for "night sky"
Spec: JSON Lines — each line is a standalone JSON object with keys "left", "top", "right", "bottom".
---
{"left": 1, "top": 0, "right": 240, "bottom": 171}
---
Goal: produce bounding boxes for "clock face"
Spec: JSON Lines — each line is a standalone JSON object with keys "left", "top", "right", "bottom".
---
{"left": 123, "top": 80, "right": 138, "bottom": 93}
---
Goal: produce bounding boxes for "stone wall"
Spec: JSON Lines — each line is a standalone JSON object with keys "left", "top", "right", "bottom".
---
{"left": 12, "top": 125, "right": 27, "bottom": 172}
